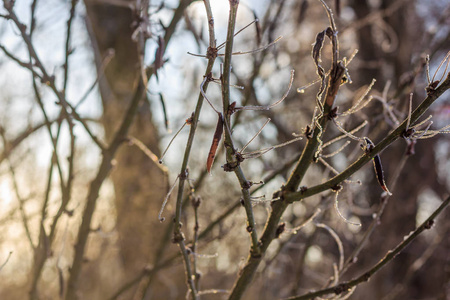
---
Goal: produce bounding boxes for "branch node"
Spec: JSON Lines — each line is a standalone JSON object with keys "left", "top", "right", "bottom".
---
{"left": 228, "top": 101, "right": 237, "bottom": 116}
{"left": 333, "top": 283, "right": 349, "bottom": 295}
{"left": 186, "top": 112, "right": 195, "bottom": 125}
{"left": 250, "top": 246, "right": 262, "bottom": 258}
{"left": 179, "top": 169, "right": 189, "bottom": 180}
{"left": 362, "top": 272, "right": 371, "bottom": 282}
{"left": 331, "top": 184, "right": 342, "bottom": 192}
{"left": 402, "top": 128, "right": 415, "bottom": 139}
{"left": 172, "top": 231, "right": 185, "bottom": 244}
{"left": 242, "top": 180, "right": 252, "bottom": 190}
{"left": 222, "top": 161, "right": 239, "bottom": 172}
{"left": 275, "top": 222, "right": 285, "bottom": 238}
{"left": 424, "top": 219, "right": 434, "bottom": 229}
{"left": 235, "top": 152, "right": 245, "bottom": 163}
{"left": 206, "top": 46, "right": 218, "bottom": 60}
{"left": 272, "top": 185, "right": 286, "bottom": 202}
{"left": 303, "top": 125, "right": 313, "bottom": 139}
{"left": 327, "top": 106, "right": 339, "bottom": 120}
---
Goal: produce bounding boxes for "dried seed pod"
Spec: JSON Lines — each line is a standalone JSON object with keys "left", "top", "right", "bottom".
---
{"left": 363, "top": 138, "right": 392, "bottom": 195}
{"left": 372, "top": 154, "right": 392, "bottom": 195}
{"left": 206, "top": 113, "right": 224, "bottom": 174}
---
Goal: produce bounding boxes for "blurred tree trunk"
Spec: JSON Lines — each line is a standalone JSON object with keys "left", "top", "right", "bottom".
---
{"left": 349, "top": 0, "right": 381, "bottom": 86}
{"left": 82, "top": 0, "right": 166, "bottom": 295}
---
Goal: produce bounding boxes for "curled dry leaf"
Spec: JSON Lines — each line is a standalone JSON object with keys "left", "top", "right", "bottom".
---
{"left": 312, "top": 29, "right": 326, "bottom": 78}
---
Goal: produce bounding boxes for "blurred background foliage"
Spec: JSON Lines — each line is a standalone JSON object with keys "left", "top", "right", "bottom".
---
{"left": 0, "top": 0, "right": 449, "bottom": 299}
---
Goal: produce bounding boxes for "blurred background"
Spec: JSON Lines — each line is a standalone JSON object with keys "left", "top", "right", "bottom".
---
{"left": 0, "top": 0, "right": 449, "bottom": 299}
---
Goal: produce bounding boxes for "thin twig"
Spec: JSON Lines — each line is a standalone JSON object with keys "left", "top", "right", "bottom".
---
{"left": 333, "top": 191, "right": 362, "bottom": 226}
{"left": 0, "top": 251, "right": 12, "bottom": 272}
{"left": 322, "top": 121, "right": 368, "bottom": 148}
{"left": 285, "top": 71, "right": 450, "bottom": 203}
{"left": 228, "top": 2, "right": 346, "bottom": 298}
{"left": 66, "top": 78, "right": 146, "bottom": 300}
{"left": 159, "top": 120, "right": 189, "bottom": 164}
{"left": 240, "top": 118, "right": 271, "bottom": 153}
{"left": 158, "top": 175, "right": 179, "bottom": 222}
{"left": 200, "top": 75, "right": 221, "bottom": 113}
{"left": 62, "top": 0, "right": 78, "bottom": 94}
{"left": 235, "top": 70, "right": 294, "bottom": 111}
{"left": 217, "top": 19, "right": 259, "bottom": 50}
{"left": 171, "top": 0, "right": 217, "bottom": 299}
{"left": 2, "top": 2, "right": 106, "bottom": 150}
{"left": 284, "top": 196, "right": 450, "bottom": 300}
{"left": 109, "top": 150, "right": 301, "bottom": 299}
{"left": 219, "top": 0, "right": 261, "bottom": 261}
{"left": 315, "top": 223, "right": 344, "bottom": 271}
{"left": 75, "top": 49, "right": 114, "bottom": 108}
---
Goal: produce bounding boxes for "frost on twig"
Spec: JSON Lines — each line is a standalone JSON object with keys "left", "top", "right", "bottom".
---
{"left": 341, "top": 79, "right": 376, "bottom": 116}
{"left": 200, "top": 74, "right": 221, "bottom": 114}
{"left": 239, "top": 136, "right": 303, "bottom": 160}
{"left": 412, "top": 122, "right": 450, "bottom": 139}
{"left": 401, "top": 94, "right": 450, "bottom": 141}
{"left": 332, "top": 190, "right": 362, "bottom": 227}
{"left": 318, "top": 157, "right": 361, "bottom": 185}
{"left": 321, "top": 141, "right": 351, "bottom": 158}
{"left": 227, "top": 36, "right": 282, "bottom": 56}
{"left": 283, "top": 208, "right": 321, "bottom": 235}
{"left": 158, "top": 175, "right": 180, "bottom": 222}
{"left": 234, "top": 70, "right": 295, "bottom": 112}
{"left": 315, "top": 222, "right": 345, "bottom": 271}
{"left": 186, "top": 248, "right": 218, "bottom": 259}
{"left": 296, "top": 49, "right": 358, "bottom": 94}
{"left": 405, "top": 93, "right": 413, "bottom": 132}
{"left": 372, "top": 81, "right": 401, "bottom": 127}
{"left": 322, "top": 120, "right": 368, "bottom": 149}
{"left": 188, "top": 36, "right": 282, "bottom": 58}
{"left": 186, "top": 289, "right": 229, "bottom": 299}
{"left": 332, "top": 119, "right": 364, "bottom": 142}
{"left": 249, "top": 195, "right": 274, "bottom": 207}
{"left": 426, "top": 51, "right": 450, "bottom": 94}
{"left": 240, "top": 118, "right": 271, "bottom": 153}
{"left": 159, "top": 114, "right": 193, "bottom": 164}
{"left": 235, "top": 116, "right": 302, "bottom": 161}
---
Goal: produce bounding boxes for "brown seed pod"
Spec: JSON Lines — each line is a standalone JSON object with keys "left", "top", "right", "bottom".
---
{"left": 364, "top": 138, "right": 392, "bottom": 195}
{"left": 206, "top": 113, "right": 224, "bottom": 174}
{"left": 372, "top": 154, "right": 392, "bottom": 195}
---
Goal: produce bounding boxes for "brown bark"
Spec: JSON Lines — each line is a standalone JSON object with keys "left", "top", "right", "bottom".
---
{"left": 350, "top": 0, "right": 381, "bottom": 86}
{"left": 83, "top": 0, "right": 166, "bottom": 295}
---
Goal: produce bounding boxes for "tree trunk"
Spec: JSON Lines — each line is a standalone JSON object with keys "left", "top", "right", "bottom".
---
{"left": 83, "top": 0, "right": 166, "bottom": 296}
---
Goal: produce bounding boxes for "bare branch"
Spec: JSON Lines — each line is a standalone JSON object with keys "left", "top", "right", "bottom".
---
{"left": 285, "top": 196, "right": 450, "bottom": 300}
